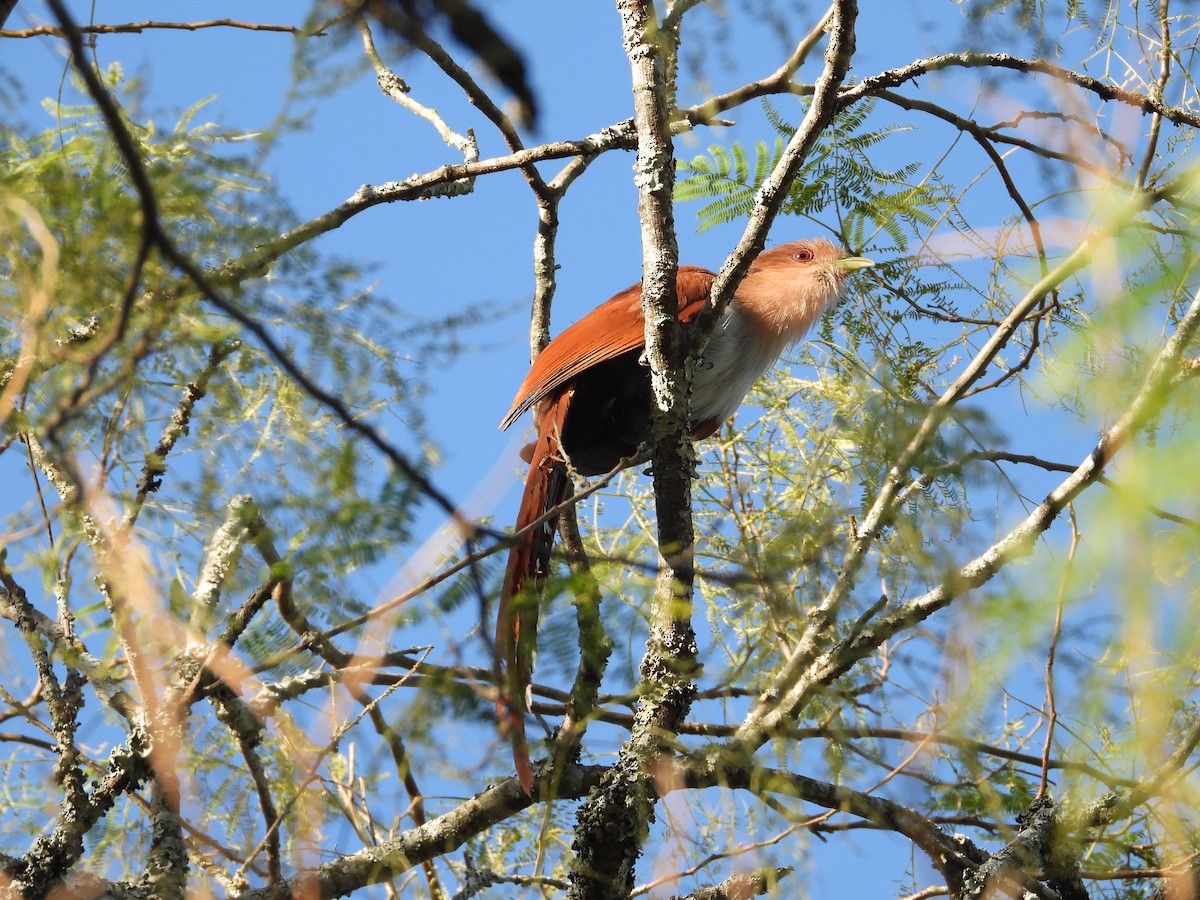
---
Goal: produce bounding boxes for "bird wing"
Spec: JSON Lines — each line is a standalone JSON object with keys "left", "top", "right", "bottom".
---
{"left": 500, "top": 266, "right": 716, "bottom": 430}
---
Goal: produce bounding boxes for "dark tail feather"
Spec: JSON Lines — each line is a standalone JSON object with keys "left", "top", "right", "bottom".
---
{"left": 497, "top": 390, "right": 571, "bottom": 794}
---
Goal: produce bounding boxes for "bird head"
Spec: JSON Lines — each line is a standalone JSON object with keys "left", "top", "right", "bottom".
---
{"left": 739, "top": 239, "right": 875, "bottom": 341}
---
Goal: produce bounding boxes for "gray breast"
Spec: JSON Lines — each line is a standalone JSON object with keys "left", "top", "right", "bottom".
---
{"left": 689, "top": 307, "right": 781, "bottom": 424}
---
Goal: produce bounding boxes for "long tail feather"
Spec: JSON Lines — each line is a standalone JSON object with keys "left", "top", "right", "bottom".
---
{"left": 497, "top": 389, "right": 571, "bottom": 794}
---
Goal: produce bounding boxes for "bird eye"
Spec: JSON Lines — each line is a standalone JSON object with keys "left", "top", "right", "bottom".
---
{"left": 793, "top": 247, "right": 814, "bottom": 262}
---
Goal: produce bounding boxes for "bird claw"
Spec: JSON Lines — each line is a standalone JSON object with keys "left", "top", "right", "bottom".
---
{"left": 640, "top": 452, "right": 700, "bottom": 480}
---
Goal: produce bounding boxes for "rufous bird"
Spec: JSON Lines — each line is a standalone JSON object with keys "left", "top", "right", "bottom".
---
{"left": 497, "top": 238, "right": 874, "bottom": 793}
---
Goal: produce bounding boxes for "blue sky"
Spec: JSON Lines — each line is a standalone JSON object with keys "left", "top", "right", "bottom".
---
{"left": 1, "top": 2, "right": 1139, "bottom": 896}
{"left": 4, "top": 0, "right": 957, "bottom": 536}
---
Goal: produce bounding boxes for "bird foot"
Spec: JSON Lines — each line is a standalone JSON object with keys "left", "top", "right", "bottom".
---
{"left": 639, "top": 446, "right": 700, "bottom": 479}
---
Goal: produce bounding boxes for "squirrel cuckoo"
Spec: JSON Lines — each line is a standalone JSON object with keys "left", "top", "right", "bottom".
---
{"left": 497, "top": 238, "right": 873, "bottom": 792}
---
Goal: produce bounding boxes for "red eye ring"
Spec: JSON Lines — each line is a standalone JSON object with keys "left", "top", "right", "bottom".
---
{"left": 793, "top": 247, "right": 814, "bottom": 262}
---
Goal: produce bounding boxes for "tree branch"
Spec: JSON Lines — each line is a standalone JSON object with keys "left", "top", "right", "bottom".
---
{"left": 568, "top": 4, "right": 691, "bottom": 897}
{"left": 732, "top": 190, "right": 1163, "bottom": 754}
{"left": 44, "top": 0, "right": 470, "bottom": 525}
{"left": 231, "top": 766, "right": 606, "bottom": 900}
{"left": 694, "top": 0, "right": 862, "bottom": 347}
{"left": 842, "top": 51, "right": 1200, "bottom": 129}
{"left": 0, "top": 18, "right": 320, "bottom": 38}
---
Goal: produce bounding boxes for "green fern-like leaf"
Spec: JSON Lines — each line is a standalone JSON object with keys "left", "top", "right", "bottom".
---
{"left": 676, "top": 97, "right": 953, "bottom": 254}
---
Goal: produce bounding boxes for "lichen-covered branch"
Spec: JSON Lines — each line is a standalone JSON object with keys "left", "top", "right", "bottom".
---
{"left": 231, "top": 766, "right": 606, "bottom": 900}
{"left": 842, "top": 50, "right": 1200, "bottom": 128}
{"left": 733, "top": 190, "right": 1166, "bottom": 753}
{"left": 566, "top": 2, "right": 691, "bottom": 897}
{"left": 0, "top": 18, "right": 319, "bottom": 38}
{"left": 695, "top": 0, "right": 861, "bottom": 346}
{"left": 124, "top": 339, "right": 241, "bottom": 529}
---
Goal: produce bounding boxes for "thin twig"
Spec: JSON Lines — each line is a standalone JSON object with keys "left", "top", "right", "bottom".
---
{"left": 1038, "top": 507, "right": 1079, "bottom": 799}
{"left": 44, "top": 0, "right": 471, "bottom": 526}
{"left": 0, "top": 19, "right": 322, "bottom": 38}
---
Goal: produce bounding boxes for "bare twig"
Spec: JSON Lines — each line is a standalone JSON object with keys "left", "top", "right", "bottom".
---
{"left": 357, "top": 16, "right": 477, "bottom": 163}
{"left": 228, "top": 766, "right": 608, "bottom": 900}
{"left": 0, "top": 18, "right": 321, "bottom": 38}
{"left": 123, "top": 340, "right": 241, "bottom": 529}
{"left": 842, "top": 51, "right": 1200, "bottom": 129}
{"left": 45, "top": 0, "right": 470, "bottom": 525}
{"left": 1038, "top": 508, "right": 1078, "bottom": 799}
{"left": 731, "top": 190, "right": 1168, "bottom": 754}
{"left": 695, "top": 0, "right": 861, "bottom": 347}
{"left": 825, "top": 291, "right": 1200, "bottom": 723}
{"left": 681, "top": 760, "right": 984, "bottom": 892}
{"left": 1134, "top": 3, "right": 1173, "bottom": 190}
